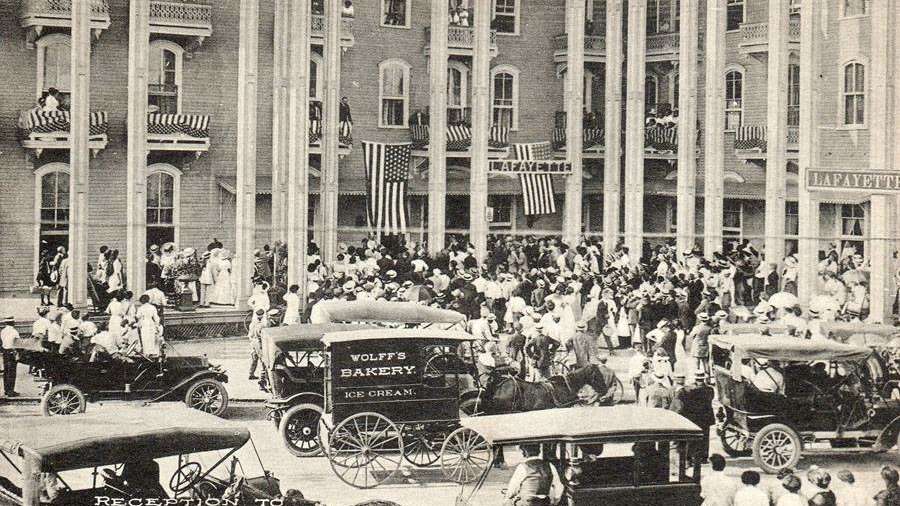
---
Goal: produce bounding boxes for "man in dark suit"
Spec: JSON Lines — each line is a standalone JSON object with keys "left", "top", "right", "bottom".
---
{"left": 670, "top": 371, "right": 715, "bottom": 463}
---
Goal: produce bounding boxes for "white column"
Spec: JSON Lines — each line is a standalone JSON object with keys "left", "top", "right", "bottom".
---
{"left": 603, "top": 0, "right": 624, "bottom": 255}
{"left": 470, "top": 1, "right": 491, "bottom": 262}
{"left": 563, "top": 0, "right": 585, "bottom": 246}
{"left": 676, "top": 0, "right": 699, "bottom": 254}
{"left": 126, "top": 0, "right": 150, "bottom": 295}
{"left": 68, "top": 0, "right": 91, "bottom": 307}
{"left": 868, "top": 0, "right": 897, "bottom": 322}
{"left": 703, "top": 0, "right": 726, "bottom": 258}
{"left": 624, "top": 0, "right": 647, "bottom": 261}
{"left": 235, "top": 0, "right": 259, "bottom": 308}
{"left": 286, "top": 0, "right": 310, "bottom": 306}
{"left": 797, "top": 0, "right": 820, "bottom": 303}
{"left": 271, "top": 0, "right": 290, "bottom": 243}
{"left": 320, "top": 0, "right": 342, "bottom": 262}
{"left": 428, "top": 0, "right": 449, "bottom": 254}
{"left": 765, "top": 0, "right": 789, "bottom": 265}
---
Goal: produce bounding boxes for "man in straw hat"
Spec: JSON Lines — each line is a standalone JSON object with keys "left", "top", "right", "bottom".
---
{"left": 566, "top": 320, "right": 596, "bottom": 369}
{"left": 0, "top": 316, "right": 20, "bottom": 397}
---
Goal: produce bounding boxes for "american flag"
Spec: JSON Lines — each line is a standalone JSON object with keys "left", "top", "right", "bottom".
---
{"left": 363, "top": 141, "right": 411, "bottom": 234}
{"left": 513, "top": 142, "right": 556, "bottom": 216}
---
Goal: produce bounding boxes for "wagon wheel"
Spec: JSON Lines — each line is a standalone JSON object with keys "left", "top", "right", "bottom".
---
{"left": 41, "top": 384, "right": 87, "bottom": 416}
{"left": 327, "top": 412, "right": 404, "bottom": 489}
{"left": 720, "top": 423, "right": 752, "bottom": 457}
{"left": 184, "top": 379, "right": 229, "bottom": 417}
{"left": 752, "top": 423, "right": 802, "bottom": 474}
{"left": 279, "top": 403, "right": 324, "bottom": 457}
{"left": 401, "top": 424, "right": 442, "bottom": 467}
{"left": 440, "top": 427, "right": 492, "bottom": 484}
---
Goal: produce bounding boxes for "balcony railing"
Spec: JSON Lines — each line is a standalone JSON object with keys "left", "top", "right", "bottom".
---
{"left": 146, "top": 112, "right": 210, "bottom": 157}
{"left": 17, "top": 108, "right": 109, "bottom": 157}
{"left": 149, "top": 1, "right": 212, "bottom": 42}
{"left": 409, "top": 117, "right": 509, "bottom": 154}
{"left": 310, "top": 14, "right": 355, "bottom": 48}
{"left": 424, "top": 26, "right": 498, "bottom": 56}
{"left": 19, "top": 0, "right": 111, "bottom": 44}
{"left": 552, "top": 111, "right": 605, "bottom": 151}
{"left": 739, "top": 18, "right": 801, "bottom": 54}
{"left": 552, "top": 34, "right": 607, "bottom": 62}
{"left": 734, "top": 124, "right": 800, "bottom": 156}
{"left": 308, "top": 118, "right": 353, "bottom": 150}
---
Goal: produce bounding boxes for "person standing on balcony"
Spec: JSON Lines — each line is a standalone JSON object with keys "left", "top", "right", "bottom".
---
{"left": 339, "top": 96, "right": 352, "bottom": 124}
{"left": 43, "top": 88, "right": 60, "bottom": 113}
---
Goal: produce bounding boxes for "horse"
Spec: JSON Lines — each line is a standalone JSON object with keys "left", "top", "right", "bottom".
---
{"left": 475, "top": 364, "right": 623, "bottom": 416}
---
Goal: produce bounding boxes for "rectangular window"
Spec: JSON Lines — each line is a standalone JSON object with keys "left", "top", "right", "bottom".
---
{"left": 843, "top": 0, "right": 868, "bottom": 17}
{"left": 843, "top": 63, "right": 865, "bottom": 126}
{"left": 382, "top": 0, "right": 409, "bottom": 28}
{"left": 726, "top": 0, "right": 744, "bottom": 31}
{"left": 647, "top": 0, "right": 659, "bottom": 34}
{"left": 725, "top": 71, "right": 743, "bottom": 130}
{"left": 492, "top": 71, "right": 517, "bottom": 130}
{"left": 785, "top": 201, "right": 799, "bottom": 236}
{"left": 841, "top": 204, "right": 865, "bottom": 236}
{"left": 380, "top": 63, "right": 408, "bottom": 128}
{"left": 489, "top": 195, "right": 513, "bottom": 226}
{"left": 492, "top": 0, "right": 518, "bottom": 34}
{"left": 788, "top": 64, "right": 800, "bottom": 126}
{"left": 723, "top": 200, "right": 743, "bottom": 234}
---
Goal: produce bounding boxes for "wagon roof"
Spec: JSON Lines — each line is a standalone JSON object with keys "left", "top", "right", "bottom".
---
{"left": 459, "top": 406, "right": 702, "bottom": 445}
{"left": 322, "top": 328, "right": 475, "bottom": 345}
{"left": 0, "top": 405, "right": 249, "bottom": 472}
{"left": 711, "top": 334, "right": 872, "bottom": 362}
{"left": 309, "top": 300, "right": 466, "bottom": 325}
{"left": 261, "top": 323, "right": 378, "bottom": 349}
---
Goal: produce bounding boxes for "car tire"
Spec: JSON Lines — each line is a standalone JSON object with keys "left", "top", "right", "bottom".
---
{"left": 184, "top": 379, "right": 229, "bottom": 417}
{"left": 720, "top": 423, "right": 752, "bottom": 458}
{"left": 752, "top": 423, "right": 801, "bottom": 474}
{"left": 279, "top": 403, "right": 324, "bottom": 457}
{"left": 41, "top": 384, "right": 87, "bottom": 416}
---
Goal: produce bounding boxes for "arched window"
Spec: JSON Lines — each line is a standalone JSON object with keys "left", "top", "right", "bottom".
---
{"left": 34, "top": 163, "right": 70, "bottom": 269}
{"left": 788, "top": 63, "right": 800, "bottom": 126}
{"left": 448, "top": 61, "right": 470, "bottom": 124}
{"left": 36, "top": 34, "right": 72, "bottom": 104}
{"left": 645, "top": 75, "right": 659, "bottom": 112}
{"left": 148, "top": 40, "right": 184, "bottom": 114}
{"left": 843, "top": 62, "right": 865, "bottom": 126}
{"left": 491, "top": 65, "right": 519, "bottom": 130}
{"left": 379, "top": 59, "right": 410, "bottom": 128}
{"left": 146, "top": 164, "right": 181, "bottom": 248}
{"left": 725, "top": 69, "right": 744, "bottom": 130}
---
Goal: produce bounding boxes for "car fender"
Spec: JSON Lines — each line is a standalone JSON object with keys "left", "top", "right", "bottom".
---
{"left": 148, "top": 370, "right": 229, "bottom": 403}
{"left": 280, "top": 392, "right": 325, "bottom": 408}
{"left": 874, "top": 415, "right": 900, "bottom": 451}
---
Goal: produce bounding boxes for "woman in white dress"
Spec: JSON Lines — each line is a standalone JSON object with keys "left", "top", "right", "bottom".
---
{"left": 136, "top": 295, "right": 161, "bottom": 356}
{"left": 106, "top": 250, "right": 123, "bottom": 294}
{"left": 105, "top": 294, "right": 124, "bottom": 338}
{"left": 209, "top": 249, "right": 235, "bottom": 306}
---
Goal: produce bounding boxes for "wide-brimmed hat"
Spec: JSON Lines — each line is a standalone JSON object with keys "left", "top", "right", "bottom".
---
{"left": 697, "top": 313, "right": 710, "bottom": 322}
{"left": 1, "top": 316, "right": 14, "bottom": 325}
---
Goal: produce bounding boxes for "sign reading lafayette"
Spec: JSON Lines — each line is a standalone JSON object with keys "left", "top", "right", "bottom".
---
{"left": 488, "top": 159, "right": 573, "bottom": 175}
{"left": 807, "top": 169, "right": 900, "bottom": 192}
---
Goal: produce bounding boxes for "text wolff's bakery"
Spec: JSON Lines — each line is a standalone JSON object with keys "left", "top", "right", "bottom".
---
{"left": 331, "top": 346, "right": 423, "bottom": 402}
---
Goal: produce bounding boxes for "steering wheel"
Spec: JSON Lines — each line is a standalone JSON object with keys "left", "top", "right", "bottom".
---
{"left": 169, "top": 462, "right": 203, "bottom": 493}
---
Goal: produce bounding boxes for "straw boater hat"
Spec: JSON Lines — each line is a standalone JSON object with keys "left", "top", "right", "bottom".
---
{"left": 697, "top": 313, "right": 710, "bottom": 322}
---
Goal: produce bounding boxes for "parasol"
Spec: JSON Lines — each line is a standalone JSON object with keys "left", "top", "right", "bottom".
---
{"left": 404, "top": 285, "right": 434, "bottom": 303}
{"left": 768, "top": 292, "right": 799, "bottom": 309}
{"left": 841, "top": 269, "right": 868, "bottom": 285}
{"left": 809, "top": 294, "right": 841, "bottom": 314}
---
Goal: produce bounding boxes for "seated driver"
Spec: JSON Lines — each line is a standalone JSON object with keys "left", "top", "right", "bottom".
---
{"left": 505, "top": 444, "right": 563, "bottom": 506}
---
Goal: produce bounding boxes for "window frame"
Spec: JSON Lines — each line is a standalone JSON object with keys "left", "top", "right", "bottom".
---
{"left": 841, "top": 60, "right": 866, "bottom": 128}
{"left": 488, "top": 194, "right": 514, "bottom": 228}
{"left": 837, "top": 202, "right": 867, "bottom": 257}
{"left": 726, "top": 0, "right": 745, "bottom": 32}
{"left": 491, "top": 64, "right": 520, "bottom": 131}
{"left": 670, "top": 71, "right": 679, "bottom": 107}
{"left": 724, "top": 67, "right": 745, "bottom": 132}
{"left": 35, "top": 34, "right": 72, "bottom": 100}
{"left": 840, "top": 0, "right": 869, "bottom": 19}
{"left": 148, "top": 40, "right": 185, "bottom": 115}
{"left": 33, "top": 162, "right": 71, "bottom": 280}
{"left": 146, "top": 164, "right": 182, "bottom": 248}
{"left": 491, "top": 0, "right": 520, "bottom": 36}
{"left": 381, "top": 0, "right": 411, "bottom": 29}
{"left": 787, "top": 62, "right": 800, "bottom": 127}
{"left": 645, "top": 74, "right": 660, "bottom": 112}
{"left": 447, "top": 60, "right": 470, "bottom": 124}
{"left": 723, "top": 199, "right": 744, "bottom": 238}
{"left": 378, "top": 59, "right": 411, "bottom": 129}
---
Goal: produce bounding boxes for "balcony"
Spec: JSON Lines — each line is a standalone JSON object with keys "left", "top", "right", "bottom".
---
{"left": 424, "top": 26, "right": 498, "bottom": 57}
{"left": 149, "top": 1, "right": 213, "bottom": 53}
{"left": 310, "top": 14, "right": 354, "bottom": 50}
{"left": 308, "top": 116, "right": 353, "bottom": 156}
{"left": 19, "top": 0, "right": 111, "bottom": 46}
{"left": 551, "top": 111, "right": 605, "bottom": 156}
{"left": 645, "top": 123, "right": 679, "bottom": 159}
{"left": 646, "top": 32, "right": 680, "bottom": 61}
{"left": 408, "top": 113, "right": 509, "bottom": 158}
{"left": 552, "top": 34, "right": 607, "bottom": 64}
{"left": 18, "top": 109, "right": 108, "bottom": 158}
{"left": 734, "top": 124, "right": 800, "bottom": 160}
{"left": 147, "top": 112, "right": 210, "bottom": 158}
{"left": 738, "top": 18, "right": 801, "bottom": 56}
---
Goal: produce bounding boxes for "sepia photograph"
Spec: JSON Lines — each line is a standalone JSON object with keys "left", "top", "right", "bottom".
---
{"left": 0, "top": 0, "right": 899, "bottom": 504}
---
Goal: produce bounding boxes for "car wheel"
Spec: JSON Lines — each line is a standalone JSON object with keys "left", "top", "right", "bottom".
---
{"left": 720, "top": 423, "right": 752, "bottom": 458}
{"left": 279, "top": 403, "right": 324, "bottom": 457}
{"left": 41, "top": 384, "right": 86, "bottom": 416}
{"left": 184, "top": 379, "right": 229, "bottom": 417}
{"left": 752, "top": 423, "right": 801, "bottom": 474}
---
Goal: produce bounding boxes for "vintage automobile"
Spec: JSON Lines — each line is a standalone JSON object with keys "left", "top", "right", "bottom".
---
{"left": 711, "top": 334, "right": 900, "bottom": 473}
{"left": 456, "top": 406, "right": 704, "bottom": 506}
{"left": 13, "top": 338, "right": 230, "bottom": 416}
{"left": 0, "top": 405, "right": 286, "bottom": 506}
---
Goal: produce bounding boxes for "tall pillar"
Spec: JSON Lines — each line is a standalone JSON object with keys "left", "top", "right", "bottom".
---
{"left": 286, "top": 0, "right": 310, "bottom": 306}
{"left": 797, "top": 0, "right": 820, "bottom": 303}
{"left": 319, "top": 0, "right": 342, "bottom": 262}
{"left": 428, "top": 0, "right": 449, "bottom": 254}
{"left": 563, "top": 0, "right": 585, "bottom": 246}
{"left": 624, "top": 0, "right": 647, "bottom": 262}
{"left": 68, "top": 0, "right": 91, "bottom": 307}
{"left": 235, "top": 0, "right": 259, "bottom": 308}
{"left": 703, "top": 0, "right": 726, "bottom": 258}
{"left": 676, "top": 0, "right": 699, "bottom": 254}
{"left": 271, "top": 0, "right": 290, "bottom": 242}
{"left": 764, "top": 0, "right": 789, "bottom": 265}
{"left": 868, "top": 0, "right": 897, "bottom": 322}
{"left": 603, "top": 0, "right": 624, "bottom": 255}
{"left": 470, "top": 0, "right": 491, "bottom": 262}
{"left": 125, "top": 0, "right": 150, "bottom": 296}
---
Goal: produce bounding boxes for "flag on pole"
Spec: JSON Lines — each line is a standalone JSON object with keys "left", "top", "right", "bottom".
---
{"left": 363, "top": 141, "right": 411, "bottom": 234}
{"left": 513, "top": 142, "right": 556, "bottom": 216}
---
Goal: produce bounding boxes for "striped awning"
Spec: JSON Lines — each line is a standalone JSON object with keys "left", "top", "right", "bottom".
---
{"left": 409, "top": 123, "right": 509, "bottom": 151}
{"left": 148, "top": 113, "right": 210, "bottom": 138}
{"left": 19, "top": 110, "right": 108, "bottom": 136}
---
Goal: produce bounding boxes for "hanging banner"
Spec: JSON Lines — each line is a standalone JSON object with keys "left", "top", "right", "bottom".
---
{"left": 807, "top": 169, "right": 900, "bottom": 192}
{"left": 488, "top": 159, "right": 573, "bottom": 175}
